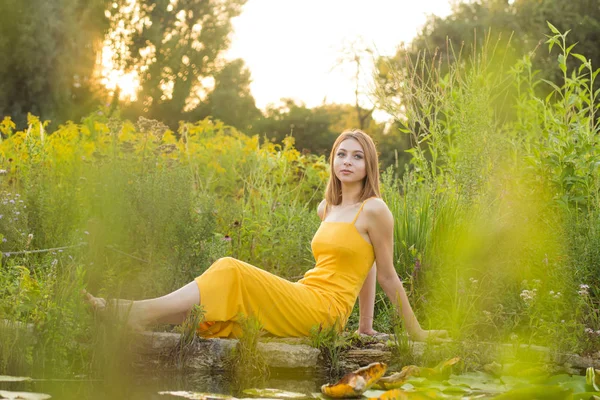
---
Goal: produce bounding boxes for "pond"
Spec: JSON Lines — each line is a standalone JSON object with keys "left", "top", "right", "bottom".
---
{"left": 1, "top": 365, "right": 598, "bottom": 400}
{"left": 0, "top": 368, "right": 325, "bottom": 400}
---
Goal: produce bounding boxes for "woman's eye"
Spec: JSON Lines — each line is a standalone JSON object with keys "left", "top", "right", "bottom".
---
{"left": 337, "top": 152, "right": 345, "bottom": 157}
{"left": 354, "top": 155, "right": 363, "bottom": 159}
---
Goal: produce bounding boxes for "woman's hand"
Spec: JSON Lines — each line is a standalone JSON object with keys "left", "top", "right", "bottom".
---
{"left": 409, "top": 328, "right": 449, "bottom": 342}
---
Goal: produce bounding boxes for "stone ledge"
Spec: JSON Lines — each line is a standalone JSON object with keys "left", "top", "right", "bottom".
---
{"left": 3, "top": 321, "right": 597, "bottom": 372}
{"left": 133, "top": 331, "right": 600, "bottom": 372}
{"left": 134, "top": 331, "right": 320, "bottom": 370}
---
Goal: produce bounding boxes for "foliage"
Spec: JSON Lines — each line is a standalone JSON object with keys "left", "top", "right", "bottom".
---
{"left": 189, "top": 59, "right": 262, "bottom": 132}
{"left": 251, "top": 100, "right": 403, "bottom": 169}
{"left": 172, "top": 304, "right": 205, "bottom": 369}
{"left": 375, "top": 24, "right": 600, "bottom": 354}
{"left": 0, "top": 111, "right": 327, "bottom": 376}
{"left": 380, "top": 0, "right": 600, "bottom": 103}
{"left": 108, "top": 0, "right": 247, "bottom": 126}
{"left": 0, "top": 20, "right": 600, "bottom": 381}
{"left": 226, "top": 315, "right": 268, "bottom": 390}
{"left": 0, "top": 0, "right": 109, "bottom": 127}
{"left": 309, "top": 321, "right": 349, "bottom": 378}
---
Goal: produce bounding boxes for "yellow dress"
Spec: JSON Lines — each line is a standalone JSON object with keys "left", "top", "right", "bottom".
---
{"left": 194, "top": 198, "right": 375, "bottom": 337}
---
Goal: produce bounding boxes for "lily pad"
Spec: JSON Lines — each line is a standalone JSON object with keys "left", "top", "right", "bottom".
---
{"left": 544, "top": 374, "right": 587, "bottom": 393}
{"left": 243, "top": 389, "right": 306, "bottom": 399}
{"left": 158, "top": 392, "right": 237, "bottom": 400}
{"left": 492, "top": 385, "right": 572, "bottom": 400}
{"left": 446, "top": 372, "right": 507, "bottom": 394}
{"left": 572, "top": 393, "right": 600, "bottom": 400}
{"left": 398, "top": 378, "right": 427, "bottom": 387}
{"left": 0, "top": 376, "right": 32, "bottom": 382}
{"left": 0, "top": 391, "right": 51, "bottom": 400}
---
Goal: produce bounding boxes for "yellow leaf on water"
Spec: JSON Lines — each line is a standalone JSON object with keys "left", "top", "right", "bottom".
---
{"left": 321, "top": 362, "right": 387, "bottom": 398}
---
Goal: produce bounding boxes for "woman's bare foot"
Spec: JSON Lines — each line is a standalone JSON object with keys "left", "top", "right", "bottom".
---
{"left": 82, "top": 289, "right": 148, "bottom": 331}
{"left": 83, "top": 290, "right": 107, "bottom": 310}
{"left": 356, "top": 328, "right": 379, "bottom": 336}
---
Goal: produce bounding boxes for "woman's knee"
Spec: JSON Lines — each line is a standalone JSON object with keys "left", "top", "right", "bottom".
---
{"left": 206, "top": 257, "right": 243, "bottom": 279}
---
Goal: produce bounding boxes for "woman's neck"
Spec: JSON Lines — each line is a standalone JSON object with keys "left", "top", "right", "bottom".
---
{"left": 340, "top": 182, "right": 363, "bottom": 206}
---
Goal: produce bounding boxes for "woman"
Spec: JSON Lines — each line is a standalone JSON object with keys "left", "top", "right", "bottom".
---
{"left": 85, "top": 129, "right": 446, "bottom": 341}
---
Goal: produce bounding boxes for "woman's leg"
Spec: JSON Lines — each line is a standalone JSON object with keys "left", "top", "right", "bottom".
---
{"left": 84, "top": 281, "right": 201, "bottom": 329}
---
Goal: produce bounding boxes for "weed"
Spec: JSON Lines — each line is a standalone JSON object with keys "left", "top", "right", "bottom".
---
{"left": 226, "top": 314, "right": 269, "bottom": 389}
{"left": 309, "top": 320, "right": 348, "bottom": 378}
{"left": 171, "top": 304, "right": 205, "bottom": 370}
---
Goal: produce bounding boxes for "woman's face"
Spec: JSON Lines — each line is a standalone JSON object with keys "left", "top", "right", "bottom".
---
{"left": 333, "top": 138, "right": 367, "bottom": 184}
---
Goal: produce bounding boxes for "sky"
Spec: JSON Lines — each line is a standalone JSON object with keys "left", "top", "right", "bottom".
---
{"left": 226, "top": 0, "right": 454, "bottom": 114}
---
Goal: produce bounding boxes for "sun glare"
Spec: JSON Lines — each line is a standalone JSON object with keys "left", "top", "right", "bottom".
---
{"left": 98, "top": 39, "right": 140, "bottom": 102}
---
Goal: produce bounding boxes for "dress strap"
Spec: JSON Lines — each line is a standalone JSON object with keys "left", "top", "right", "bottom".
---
{"left": 351, "top": 197, "right": 375, "bottom": 224}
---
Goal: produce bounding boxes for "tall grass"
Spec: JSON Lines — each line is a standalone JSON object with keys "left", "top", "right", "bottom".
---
{"left": 375, "top": 25, "right": 600, "bottom": 354}
{"left": 0, "top": 24, "right": 599, "bottom": 378}
{"left": 0, "top": 114, "right": 327, "bottom": 376}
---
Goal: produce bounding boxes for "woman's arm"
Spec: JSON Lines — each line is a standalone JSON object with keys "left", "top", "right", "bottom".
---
{"left": 365, "top": 199, "right": 445, "bottom": 341}
{"left": 357, "top": 263, "right": 377, "bottom": 335}
{"left": 317, "top": 199, "right": 326, "bottom": 221}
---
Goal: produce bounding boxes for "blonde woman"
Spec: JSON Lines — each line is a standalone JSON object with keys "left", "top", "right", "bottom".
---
{"left": 85, "top": 129, "right": 446, "bottom": 341}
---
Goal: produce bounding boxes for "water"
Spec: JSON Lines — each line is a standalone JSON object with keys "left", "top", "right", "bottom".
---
{"left": 1, "top": 368, "right": 327, "bottom": 400}
{"left": 1, "top": 364, "right": 596, "bottom": 399}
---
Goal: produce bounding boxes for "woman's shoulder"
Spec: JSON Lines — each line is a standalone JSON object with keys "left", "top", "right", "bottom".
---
{"left": 363, "top": 197, "right": 392, "bottom": 219}
{"left": 317, "top": 199, "right": 327, "bottom": 220}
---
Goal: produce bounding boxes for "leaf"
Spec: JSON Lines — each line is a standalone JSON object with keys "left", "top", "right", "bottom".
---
{"left": 545, "top": 374, "right": 587, "bottom": 393}
{"left": 451, "top": 371, "right": 510, "bottom": 387}
{"left": 374, "top": 366, "right": 421, "bottom": 390}
{"left": 242, "top": 389, "right": 306, "bottom": 399}
{"left": 572, "top": 53, "right": 589, "bottom": 65}
{"left": 586, "top": 367, "right": 600, "bottom": 391}
{"left": 558, "top": 54, "right": 567, "bottom": 73}
{"left": 547, "top": 21, "right": 560, "bottom": 34}
{"left": 0, "top": 391, "right": 51, "bottom": 400}
{"left": 542, "top": 79, "right": 562, "bottom": 94}
{"left": 322, "top": 362, "right": 388, "bottom": 398}
{"left": 492, "top": 385, "right": 571, "bottom": 400}
{"left": 566, "top": 43, "right": 578, "bottom": 55}
{"left": 0, "top": 376, "right": 32, "bottom": 382}
{"left": 428, "top": 357, "right": 461, "bottom": 379}
{"left": 572, "top": 393, "right": 600, "bottom": 400}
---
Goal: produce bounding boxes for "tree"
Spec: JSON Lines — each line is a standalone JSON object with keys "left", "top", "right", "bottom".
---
{"left": 190, "top": 59, "right": 261, "bottom": 132}
{"left": 0, "top": 0, "right": 109, "bottom": 127}
{"left": 250, "top": 100, "right": 409, "bottom": 171}
{"left": 252, "top": 100, "right": 336, "bottom": 155}
{"left": 511, "top": 0, "right": 600, "bottom": 86}
{"left": 332, "top": 40, "right": 378, "bottom": 131}
{"left": 373, "top": 0, "right": 600, "bottom": 170}
{"left": 109, "top": 0, "right": 246, "bottom": 127}
{"left": 380, "top": 0, "right": 600, "bottom": 95}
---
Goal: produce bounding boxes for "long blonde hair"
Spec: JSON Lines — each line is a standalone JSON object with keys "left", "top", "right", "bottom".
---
{"left": 325, "top": 129, "right": 381, "bottom": 205}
